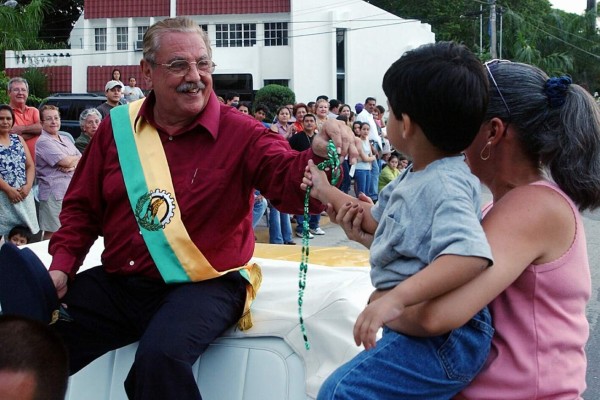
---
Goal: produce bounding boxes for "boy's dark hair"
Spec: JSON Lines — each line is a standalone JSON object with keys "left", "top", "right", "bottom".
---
{"left": 329, "top": 99, "right": 340, "bottom": 109}
{"left": 316, "top": 95, "right": 329, "bottom": 102}
{"left": 382, "top": 41, "right": 488, "bottom": 153}
{"left": 254, "top": 104, "right": 269, "bottom": 114}
{"left": 0, "top": 315, "right": 69, "bottom": 400}
{"left": 8, "top": 225, "right": 32, "bottom": 243}
{"left": 225, "top": 91, "right": 240, "bottom": 102}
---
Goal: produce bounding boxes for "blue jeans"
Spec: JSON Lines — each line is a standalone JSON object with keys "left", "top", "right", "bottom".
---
{"left": 317, "top": 308, "right": 493, "bottom": 400}
{"left": 252, "top": 197, "right": 267, "bottom": 229}
{"left": 368, "top": 159, "right": 381, "bottom": 201}
{"left": 268, "top": 203, "right": 293, "bottom": 243}
{"left": 354, "top": 169, "right": 371, "bottom": 198}
{"left": 295, "top": 214, "right": 321, "bottom": 234}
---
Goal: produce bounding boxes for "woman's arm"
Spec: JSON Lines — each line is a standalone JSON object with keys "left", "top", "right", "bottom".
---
{"left": 56, "top": 154, "right": 81, "bottom": 169}
{"left": 385, "top": 184, "right": 577, "bottom": 336}
{"left": 18, "top": 136, "right": 34, "bottom": 197}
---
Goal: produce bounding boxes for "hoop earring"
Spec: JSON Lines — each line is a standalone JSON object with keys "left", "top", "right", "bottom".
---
{"left": 480, "top": 141, "right": 492, "bottom": 161}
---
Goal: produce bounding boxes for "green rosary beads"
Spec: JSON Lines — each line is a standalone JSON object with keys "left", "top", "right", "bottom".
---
{"left": 299, "top": 140, "right": 341, "bottom": 350}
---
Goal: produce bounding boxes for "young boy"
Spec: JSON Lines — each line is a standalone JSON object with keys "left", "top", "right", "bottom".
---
{"left": 306, "top": 42, "right": 494, "bottom": 399}
{"left": 8, "top": 225, "right": 32, "bottom": 246}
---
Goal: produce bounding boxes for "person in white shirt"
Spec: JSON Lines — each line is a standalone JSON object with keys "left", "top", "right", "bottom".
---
{"left": 355, "top": 97, "right": 382, "bottom": 202}
{"left": 122, "top": 77, "right": 145, "bottom": 103}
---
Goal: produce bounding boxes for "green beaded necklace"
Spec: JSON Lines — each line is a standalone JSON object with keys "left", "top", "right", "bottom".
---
{"left": 299, "top": 140, "right": 341, "bottom": 350}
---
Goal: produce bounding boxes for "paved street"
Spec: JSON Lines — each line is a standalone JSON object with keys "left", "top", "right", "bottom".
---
{"left": 257, "top": 187, "right": 600, "bottom": 397}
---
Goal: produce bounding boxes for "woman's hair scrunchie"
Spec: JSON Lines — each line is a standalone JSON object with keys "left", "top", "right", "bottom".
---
{"left": 544, "top": 75, "right": 572, "bottom": 108}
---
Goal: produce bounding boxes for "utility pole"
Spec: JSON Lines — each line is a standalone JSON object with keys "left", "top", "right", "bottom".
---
{"left": 489, "top": 0, "right": 497, "bottom": 59}
{"left": 479, "top": 4, "right": 483, "bottom": 56}
{"left": 587, "top": 0, "right": 597, "bottom": 30}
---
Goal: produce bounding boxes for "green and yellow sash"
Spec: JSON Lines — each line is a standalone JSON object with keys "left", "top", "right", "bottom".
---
{"left": 111, "top": 100, "right": 261, "bottom": 330}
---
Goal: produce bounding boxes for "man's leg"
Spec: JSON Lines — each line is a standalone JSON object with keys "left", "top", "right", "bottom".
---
{"left": 52, "top": 267, "right": 167, "bottom": 374}
{"left": 124, "top": 272, "right": 246, "bottom": 400}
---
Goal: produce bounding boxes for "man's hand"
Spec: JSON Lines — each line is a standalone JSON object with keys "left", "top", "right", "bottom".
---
{"left": 49, "top": 270, "right": 69, "bottom": 299}
{"left": 313, "top": 120, "right": 359, "bottom": 164}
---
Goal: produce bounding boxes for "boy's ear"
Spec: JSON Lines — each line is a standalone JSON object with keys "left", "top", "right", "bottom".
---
{"left": 401, "top": 113, "right": 413, "bottom": 138}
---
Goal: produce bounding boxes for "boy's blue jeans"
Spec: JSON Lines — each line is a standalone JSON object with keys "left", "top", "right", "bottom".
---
{"left": 317, "top": 307, "right": 493, "bottom": 400}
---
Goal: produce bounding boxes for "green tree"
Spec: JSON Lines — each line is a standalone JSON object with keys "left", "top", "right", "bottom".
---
{"left": 0, "top": 0, "right": 50, "bottom": 69}
{"left": 368, "top": 0, "right": 600, "bottom": 91}
{"left": 253, "top": 85, "right": 296, "bottom": 120}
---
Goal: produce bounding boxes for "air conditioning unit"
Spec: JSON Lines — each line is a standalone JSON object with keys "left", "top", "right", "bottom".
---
{"left": 134, "top": 41, "right": 143, "bottom": 51}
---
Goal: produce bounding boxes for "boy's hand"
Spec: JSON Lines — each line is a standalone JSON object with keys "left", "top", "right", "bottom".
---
{"left": 353, "top": 292, "right": 406, "bottom": 350}
{"left": 301, "top": 159, "right": 330, "bottom": 203}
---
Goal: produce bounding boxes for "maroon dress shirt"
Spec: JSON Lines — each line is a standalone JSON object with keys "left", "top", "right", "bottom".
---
{"left": 49, "top": 92, "right": 325, "bottom": 280}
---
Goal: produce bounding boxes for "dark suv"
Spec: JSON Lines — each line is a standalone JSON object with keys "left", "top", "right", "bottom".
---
{"left": 38, "top": 93, "right": 106, "bottom": 139}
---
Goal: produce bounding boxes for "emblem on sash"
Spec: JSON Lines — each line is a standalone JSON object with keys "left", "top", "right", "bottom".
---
{"left": 135, "top": 189, "right": 176, "bottom": 231}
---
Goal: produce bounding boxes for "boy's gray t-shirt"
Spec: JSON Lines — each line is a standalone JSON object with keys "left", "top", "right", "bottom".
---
{"left": 370, "top": 156, "right": 493, "bottom": 290}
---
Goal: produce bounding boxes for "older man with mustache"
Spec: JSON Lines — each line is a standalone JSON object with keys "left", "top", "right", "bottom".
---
{"left": 45, "top": 17, "right": 357, "bottom": 400}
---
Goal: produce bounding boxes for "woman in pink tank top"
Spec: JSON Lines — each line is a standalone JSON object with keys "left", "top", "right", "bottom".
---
{"left": 335, "top": 61, "right": 600, "bottom": 399}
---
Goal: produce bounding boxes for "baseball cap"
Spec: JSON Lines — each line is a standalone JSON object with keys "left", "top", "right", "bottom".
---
{"left": 105, "top": 80, "right": 123, "bottom": 91}
{"left": 0, "top": 242, "right": 60, "bottom": 324}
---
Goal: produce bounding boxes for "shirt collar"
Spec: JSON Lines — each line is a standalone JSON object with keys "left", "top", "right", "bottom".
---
{"left": 135, "top": 90, "right": 221, "bottom": 139}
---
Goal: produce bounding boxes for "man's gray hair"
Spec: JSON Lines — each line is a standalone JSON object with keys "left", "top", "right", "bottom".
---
{"left": 79, "top": 108, "right": 102, "bottom": 129}
{"left": 143, "top": 17, "right": 212, "bottom": 65}
{"left": 7, "top": 77, "right": 29, "bottom": 92}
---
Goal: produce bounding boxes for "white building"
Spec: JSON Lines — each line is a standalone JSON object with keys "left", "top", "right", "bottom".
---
{"left": 5, "top": 0, "right": 434, "bottom": 105}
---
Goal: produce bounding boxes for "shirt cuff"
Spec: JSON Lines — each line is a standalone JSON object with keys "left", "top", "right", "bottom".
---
{"left": 49, "top": 250, "right": 80, "bottom": 280}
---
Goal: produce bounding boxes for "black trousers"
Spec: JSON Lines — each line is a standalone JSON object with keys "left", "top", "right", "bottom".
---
{"left": 53, "top": 266, "right": 247, "bottom": 400}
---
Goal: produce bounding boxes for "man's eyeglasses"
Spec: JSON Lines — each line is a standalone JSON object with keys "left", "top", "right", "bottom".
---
{"left": 43, "top": 116, "right": 61, "bottom": 122}
{"left": 11, "top": 88, "right": 28, "bottom": 93}
{"left": 155, "top": 59, "right": 216, "bottom": 76}
{"left": 484, "top": 59, "right": 512, "bottom": 121}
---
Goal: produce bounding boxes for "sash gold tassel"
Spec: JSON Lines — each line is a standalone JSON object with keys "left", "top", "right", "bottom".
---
{"left": 237, "top": 263, "right": 263, "bottom": 331}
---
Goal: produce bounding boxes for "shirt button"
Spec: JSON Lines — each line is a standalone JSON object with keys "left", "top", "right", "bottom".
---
{"left": 129, "top": 260, "right": 135, "bottom": 266}
{"left": 168, "top": 136, "right": 173, "bottom": 141}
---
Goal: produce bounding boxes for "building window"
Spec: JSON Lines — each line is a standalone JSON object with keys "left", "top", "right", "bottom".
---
{"left": 116, "top": 27, "right": 128, "bottom": 51}
{"left": 95, "top": 28, "right": 107, "bottom": 51}
{"left": 264, "top": 79, "right": 289, "bottom": 87}
{"left": 137, "top": 26, "right": 148, "bottom": 42}
{"left": 216, "top": 24, "right": 256, "bottom": 48}
{"left": 199, "top": 24, "right": 208, "bottom": 34}
{"left": 135, "top": 26, "right": 148, "bottom": 51}
{"left": 264, "top": 22, "right": 288, "bottom": 46}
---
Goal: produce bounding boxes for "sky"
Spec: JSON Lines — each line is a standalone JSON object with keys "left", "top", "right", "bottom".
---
{"left": 550, "top": 0, "right": 587, "bottom": 14}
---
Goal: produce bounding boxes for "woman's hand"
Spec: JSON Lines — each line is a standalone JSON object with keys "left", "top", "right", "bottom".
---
{"left": 5, "top": 186, "right": 24, "bottom": 203}
{"left": 18, "top": 183, "right": 31, "bottom": 198}
{"left": 328, "top": 193, "right": 375, "bottom": 248}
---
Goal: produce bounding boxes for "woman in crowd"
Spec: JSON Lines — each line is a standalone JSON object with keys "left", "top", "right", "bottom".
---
{"left": 353, "top": 122, "right": 376, "bottom": 197}
{"left": 377, "top": 153, "right": 401, "bottom": 192}
{"left": 0, "top": 104, "right": 38, "bottom": 241}
{"left": 270, "top": 106, "right": 294, "bottom": 139}
{"left": 111, "top": 68, "right": 124, "bottom": 85}
{"left": 315, "top": 99, "right": 330, "bottom": 132}
{"left": 74, "top": 108, "right": 102, "bottom": 153}
{"left": 35, "top": 105, "right": 81, "bottom": 240}
{"left": 330, "top": 61, "right": 600, "bottom": 399}
{"left": 352, "top": 121, "right": 362, "bottom": 137}
{"left": 292, "top": 103, "right": 308, "bottom": 134}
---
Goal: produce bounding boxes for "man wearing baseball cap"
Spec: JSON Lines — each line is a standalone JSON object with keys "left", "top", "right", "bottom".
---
{"left": 96, "top": 80, "right": 123, "bottom": 118}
